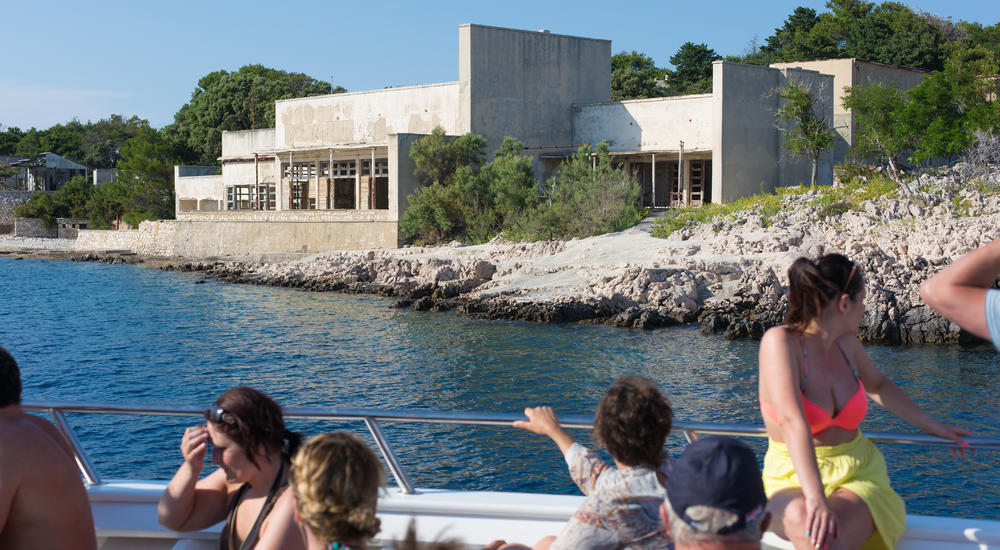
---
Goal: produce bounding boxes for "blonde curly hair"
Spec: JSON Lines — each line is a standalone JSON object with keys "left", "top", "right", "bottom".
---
{"left": 290, "top": 432, "right": 384, "bottom": 544}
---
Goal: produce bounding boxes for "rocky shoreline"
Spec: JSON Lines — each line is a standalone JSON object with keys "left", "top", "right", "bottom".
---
{"left": 4, "top": 169, "right": 999, "bottom": 345}
{"left": 157, "top": 168, "right": 1000, "bottom": 345}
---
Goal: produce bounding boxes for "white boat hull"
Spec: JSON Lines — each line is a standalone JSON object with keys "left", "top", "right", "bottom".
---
{"left": 90, "top": 480, "right": 1000, "bottom": 549}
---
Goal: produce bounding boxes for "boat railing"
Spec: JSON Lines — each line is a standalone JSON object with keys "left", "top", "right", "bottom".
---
{"left": 23, "top": 400, "right": 1000, "bottom": 495}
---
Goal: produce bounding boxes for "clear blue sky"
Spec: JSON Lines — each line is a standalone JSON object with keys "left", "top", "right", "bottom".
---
{"left": 1, "top": 0, "right": 995, "bottom": 131}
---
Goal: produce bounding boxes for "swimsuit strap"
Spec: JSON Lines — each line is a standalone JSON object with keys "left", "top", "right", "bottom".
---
{"left": 797, "top": 334, "right": 809, "bottom": 392}
{"left": 835, "top": 340, "right": 860, "bottom": 379}
{"left": 233, "top": 460, "right": 287, "bottom": 550}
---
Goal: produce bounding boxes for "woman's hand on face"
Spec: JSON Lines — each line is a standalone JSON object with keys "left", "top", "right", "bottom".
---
{"left": 180, "top": 425, "right": 209, "bottom": 468}
{"left": 804, "top": 495, "right": 839, "bottom": 550}
{"left": 924, "top": 420, "right": 973, "bottom": 458}
{"left": 513, "top": 406, "right": 562, "bottom": 437}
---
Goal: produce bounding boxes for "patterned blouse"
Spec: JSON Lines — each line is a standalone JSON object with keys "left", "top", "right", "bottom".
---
{"left": 550, "top": 443, "right": 673, "bottom": 550}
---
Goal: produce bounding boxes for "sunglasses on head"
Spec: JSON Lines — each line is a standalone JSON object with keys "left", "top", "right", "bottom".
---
{"left": 207, "top": 404, "right": 237, "bottom": 426}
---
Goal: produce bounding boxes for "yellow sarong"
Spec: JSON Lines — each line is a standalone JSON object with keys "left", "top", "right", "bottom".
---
{"left": 762, "top": 432, "right": 906, "bottom": 550}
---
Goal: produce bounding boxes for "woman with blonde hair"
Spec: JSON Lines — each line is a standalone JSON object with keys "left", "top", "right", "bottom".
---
{"left": 759, "top": 254, "right": 970, "bottom": 550}
{"left": 290, "top": 431, "right": 384, "bottom": 550}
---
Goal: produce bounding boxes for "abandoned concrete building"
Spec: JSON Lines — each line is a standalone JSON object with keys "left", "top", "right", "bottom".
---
{"left": 173, "top": 24, "right": 924, "bottom": 256}
{"left": 2, "top": 152, "right": 87, "bottom": 191}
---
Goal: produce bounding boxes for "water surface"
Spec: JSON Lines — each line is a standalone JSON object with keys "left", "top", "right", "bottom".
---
{"left": 1, "top": 257, "right": 996, "bottom": 518}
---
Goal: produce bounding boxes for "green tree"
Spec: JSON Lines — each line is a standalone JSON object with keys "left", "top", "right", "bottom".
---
{"left": 905, "top": 58, "right": 999, "bottom": 163}
{"left": 81, "top": 115, "right": 149, "bottom": 168}
{"left": 842, "top": 82, "right": 911, "bottom": 180}
{"left": 522, "top": 142, "right": 643, "bottom": 240}
{"left": 401, "top": 128, "right": 488, "bottom": 243}
{"left": 776, "top": 81, "right": 836, "bottom": 187}
{"left": 115, "top": 127, "right": 178, "bottom": 226}
{"left": 0, "top": 125, "right": 24, "bottom": 156}
{"left": 401, "top": 131, "right": 537, "bottom": 244}
{"left": 164, "top": 65, "right": 337, "bottom": 165}
{"left": 760, "top": 7, "right": 832, "bottom": 62}
{"left": 845, "top": 2, "right": 946, "bottom": 71}
{"left": 14, "top": 175, "right": 94, "bottom": 227}
{"left": 667, "top": 43, "right": 721, "bottom": 95}
{"left": 611, "top": 51, "right": 666, "bottom": 100}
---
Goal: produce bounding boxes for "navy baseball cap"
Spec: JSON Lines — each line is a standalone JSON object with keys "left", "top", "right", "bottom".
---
{"left": 666, "top": 436, "right": 767, "bottom": 534}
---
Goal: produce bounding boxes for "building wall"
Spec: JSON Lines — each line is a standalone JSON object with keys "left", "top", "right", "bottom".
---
{"left": 770, "top": 59, "right": 924, "bottom": 161}
{"left": 391, "top": 133, "right": 425, "bottom": 218}
{"left": 460, "top": 24, "right": 611, "bottom": 173}
{"left": 175, "top": 172, "right": 225, "bottom": 213}
{"left": 275, "top": 83, "right": 461, "bottom": 149}
{"left": 171, "top": 219, "right": 398, "bottom": 257}
{"left": 222, "top": 129, "right": 276, "bottom": 158}
{"left": 776, "top": 67, "right": 836, "bottom": 188}
{"left": 713, "top": 62, "right": 834, "bottom": 201}
{"left": 14, "top": 217, "right": 58, "bottom": 238}
{"left": 573, "top": 95, "right": 714, "bottom": 153}
{"left": 76, "top": 221, "right": 177, "bottom": 256}
{"left": 0, "top": 190, "right": 31, "bottom": 233}
{"left": 714, "top": 62, "right": 781, "bottom": 202}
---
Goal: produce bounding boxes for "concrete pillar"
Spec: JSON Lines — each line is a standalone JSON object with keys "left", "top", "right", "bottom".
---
{"left": 354, "top": 154, "right": 361, "bottom": 209}
{"left": 651, "top": 153, "right": 656, "bottom": 208}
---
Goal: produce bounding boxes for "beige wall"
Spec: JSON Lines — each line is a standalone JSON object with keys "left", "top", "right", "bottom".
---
{"left": 770, "top": 59, "right": 925, "bottom": 161}
{"left": 222, "top": 129, "right": 276, "bottom": 158}
{"left": 713, "top": 61, "right": 834, "bottom": 202}
{"left": 275, "top": 83, "right": 461, "bottom": 149}
{"left": 175, "top": 173, "right": 225, "bottom": 213}
{"left": 460, "top": 24, "right": 611, "bottom": 180}
{"left": 222, "top": 160, "right": 278, "bottom": 189}
{"left": 573, "top": 95, "right": 714, "bottom": 153}
{"left": 172, "top": 219, "right": 399, "bottom": 257}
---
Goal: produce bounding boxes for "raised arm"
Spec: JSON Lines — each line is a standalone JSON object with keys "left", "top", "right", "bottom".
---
{"left": 513, "top": 407, "right": 575, "bottom": 455}
{"left": 759, "top": 327, "right": 836, "bottom": 549}
{"left": 157, "top": 425, "right": 230, "bottom": 532}
{"left": 920, "top": 239, "right": 1000, "bottom": 341}
{"left": 843, "top": 337, "right": 970, "bottom": 448}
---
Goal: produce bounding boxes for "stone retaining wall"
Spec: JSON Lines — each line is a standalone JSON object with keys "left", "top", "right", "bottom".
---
{"left": 14, "top": 217, "right": 58, "bottom": 238}
{"left": 75, "top": 221, "right": 177, "bottom": 256}
{"left": 0, "top": 190, "right": 32, "bottom": 233}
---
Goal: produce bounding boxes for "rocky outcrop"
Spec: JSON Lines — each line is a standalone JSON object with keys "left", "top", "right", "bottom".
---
{"left": 149, "top": 167, "right": 1000, "bottom": 345}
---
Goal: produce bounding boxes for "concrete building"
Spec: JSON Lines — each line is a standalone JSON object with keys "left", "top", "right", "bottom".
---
{"left": 173, "top": 24, "right": 856, "bottom": 256}
{"left": 770, "top": 59, "right": 925, "bottom": 162}
{"left": 4, "top": 152, "right": 87, "bottom": 191}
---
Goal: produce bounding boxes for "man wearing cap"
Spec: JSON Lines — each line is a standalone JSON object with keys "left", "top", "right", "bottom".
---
{"left": 660, "top": 436, "right": 770, "bottom": 550}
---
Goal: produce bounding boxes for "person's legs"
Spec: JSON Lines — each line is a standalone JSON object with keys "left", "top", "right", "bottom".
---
{"left": 827, "top": 488, "right": 876, "bottom": 550}
{"left": 767, "top": 488, "right": 849, "bottom": 550}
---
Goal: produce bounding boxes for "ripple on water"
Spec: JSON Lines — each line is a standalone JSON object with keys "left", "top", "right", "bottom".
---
{"left": 1, "top": 257, "right": 998, "bottom": 517}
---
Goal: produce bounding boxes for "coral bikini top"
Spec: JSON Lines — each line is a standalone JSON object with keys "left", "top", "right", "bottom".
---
{"left": 760, "top": 337, "right": 868, "bottom": 436}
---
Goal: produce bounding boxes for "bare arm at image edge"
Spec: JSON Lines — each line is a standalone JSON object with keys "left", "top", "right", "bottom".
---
{"left": 919, "top": 239, "right": 1000, "bottom": 345}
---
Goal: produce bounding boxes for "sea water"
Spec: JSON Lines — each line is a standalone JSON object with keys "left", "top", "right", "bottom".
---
{"left": 1, "top": 256, "right": 997, "bottom": 518}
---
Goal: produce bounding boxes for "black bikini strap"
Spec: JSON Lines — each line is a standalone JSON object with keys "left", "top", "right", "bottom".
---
{"left": 238, "top": 460, "right": 285, "bottom": 550}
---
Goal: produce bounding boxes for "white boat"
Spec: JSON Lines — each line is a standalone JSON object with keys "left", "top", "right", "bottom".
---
{"left": 25, "top": 401, "right": 1000, "bottom": 550}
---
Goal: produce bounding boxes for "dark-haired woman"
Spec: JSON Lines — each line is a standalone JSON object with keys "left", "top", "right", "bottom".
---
{"left": 491, "top": 375, "right": 674, "bottom": 550}
{"left": 759, "top": 254, "right": 969, "bottom": 550}
{"left": 158, "top": 386, "right": 306, "bottom": 550}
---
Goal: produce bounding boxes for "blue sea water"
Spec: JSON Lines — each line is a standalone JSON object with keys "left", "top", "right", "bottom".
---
{"left": 0, "top": 256, "right": 997, "bottom": 518}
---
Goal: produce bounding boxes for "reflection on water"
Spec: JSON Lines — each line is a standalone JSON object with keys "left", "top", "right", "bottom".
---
{"left": 1, "top": 257, "right": 997, "bottom": 518}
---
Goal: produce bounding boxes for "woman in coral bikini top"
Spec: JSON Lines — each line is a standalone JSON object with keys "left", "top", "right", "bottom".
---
{"left": 758, "top": 254, "right": 970, "bottom": 550}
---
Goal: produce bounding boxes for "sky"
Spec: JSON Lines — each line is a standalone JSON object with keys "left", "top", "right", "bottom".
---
{"left": 1, "top": 0, "right": 996, "bottom": 131}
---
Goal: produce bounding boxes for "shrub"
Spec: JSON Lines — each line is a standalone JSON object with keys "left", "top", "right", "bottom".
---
{"left": 518, "top": 142, "right": 644, "bottom": 240}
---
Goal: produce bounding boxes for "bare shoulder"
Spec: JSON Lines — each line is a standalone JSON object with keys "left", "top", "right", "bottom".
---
{"left": 762, "top": 325, "right": 795, "bottom": 344}
{"left": 0, "top": 415, "right": 75, "bottom": 468}
{"left": 760, "top": 326, "right": 798, "bottom": 359}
